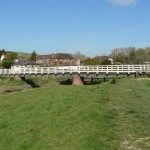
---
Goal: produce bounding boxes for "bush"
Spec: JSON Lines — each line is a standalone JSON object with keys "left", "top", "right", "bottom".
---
{"left": 2, "top": 59, "right": 14, "bottom": 68}
{"left": 101, "top": 59, "right": 112, "bottom": 65}
{"left": 83, "top": 58, "right": 100, "bottom": 65}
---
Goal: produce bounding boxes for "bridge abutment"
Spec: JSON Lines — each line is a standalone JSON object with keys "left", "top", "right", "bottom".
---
{"left": 72, "top": 76, "right": 84, "bottom": 85}
{"left": 14, "top": 75, "right": 25, "bottom": 81}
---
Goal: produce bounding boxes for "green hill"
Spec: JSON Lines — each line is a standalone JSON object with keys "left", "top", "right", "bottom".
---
{"left": 17, "top": 52, "right": 31, "bottom": 61}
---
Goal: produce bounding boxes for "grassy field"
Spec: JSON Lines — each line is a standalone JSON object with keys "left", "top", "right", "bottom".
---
{"left": 17, "top": 52, "right": 31, "bottom": 61}
{"left": 0, "top": 78, "right": 150, "bottom": 150}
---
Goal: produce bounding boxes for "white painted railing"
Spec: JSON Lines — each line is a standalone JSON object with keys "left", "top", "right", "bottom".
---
{"left": 0, "top": 69, "right": 11, "bottom": 74}
{"left": 0, "top": 65, "right": 150, "bottom": 75}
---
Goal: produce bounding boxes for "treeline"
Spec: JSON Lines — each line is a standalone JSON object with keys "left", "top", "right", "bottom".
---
{"left": 71, "top": 52, "right": 112, "bottom": 65}
{"left": 110, "top": 47, "right": 150, "bottom": 64}
{"left": 75, "top": 47, "right": 150, "bottom": 65}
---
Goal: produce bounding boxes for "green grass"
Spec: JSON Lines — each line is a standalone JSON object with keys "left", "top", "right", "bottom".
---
{"left": 0, "top": 78, "right": 150, "bottom": 150}
{"left": 107, "top": 79, "right": 150, "bottom": 150}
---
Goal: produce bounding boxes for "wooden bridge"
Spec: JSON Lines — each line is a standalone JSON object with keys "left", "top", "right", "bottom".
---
{"left": 0, "top": 65, "right": 150, "bottom": 78}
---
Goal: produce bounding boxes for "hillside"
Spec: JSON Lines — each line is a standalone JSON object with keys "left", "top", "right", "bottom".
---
{"left": 17, "top": 52, "right": 31, "bottom": 61}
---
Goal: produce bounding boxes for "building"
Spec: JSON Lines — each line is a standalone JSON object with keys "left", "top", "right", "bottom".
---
{"left": 36, "top": 54, "right": 52, "bottom": 64}
{"left": 0, "top": 54, "right": 5, "bottom": 63}
{"left": 11, "top": 61, "right": 39, "bottom": 73}
{"left": 36, "top": 53, "right": 80, "bottom": 66}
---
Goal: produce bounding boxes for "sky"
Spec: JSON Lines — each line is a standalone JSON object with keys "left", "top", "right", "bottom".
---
{"left": 0, "top": 0, "right": 150, "bottom": 57}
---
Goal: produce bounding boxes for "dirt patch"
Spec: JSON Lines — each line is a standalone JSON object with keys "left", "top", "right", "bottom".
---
{"left": 0, "top": 88, "right": 23, "bottom": 94}
{"left": 136, "top": 78, "right": 150, "bottom": 80}
{"left": 121, "top": 136, "right": 150, "bottom": 150}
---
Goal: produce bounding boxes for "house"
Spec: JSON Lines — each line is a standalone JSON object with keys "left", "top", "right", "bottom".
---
{"left": 11, "top": 61, "right": 39, "bottom": 73}
{"left": 36, "top": 53, "right": 80, "bottom": 66}
{"left": 12, "top": 61, "right": 39, "bottom": 69}
{"left": 0, "top": 54, "right": 5, "bottom": 63}
{"left": 36, "top": 54, "right": 52, "bottom": 64}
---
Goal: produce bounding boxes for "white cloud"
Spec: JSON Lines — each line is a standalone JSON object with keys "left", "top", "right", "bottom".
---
{"left": 108, "top": 0, "right": 137, "bottom": 6}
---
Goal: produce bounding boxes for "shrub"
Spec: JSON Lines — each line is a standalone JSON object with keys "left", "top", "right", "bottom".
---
{"left": 101, "top": 59, "right": 112, "bottom": 65}
{"left": 2, "top": 59, "right": 14, "bottom": 68}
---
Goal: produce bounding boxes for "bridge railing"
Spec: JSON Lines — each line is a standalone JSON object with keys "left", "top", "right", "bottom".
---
{"left": 56, "top": 65, "right": 147, "bottom": 74}
{"left": 0, "top": 69, "right": 11, "bottom": 74}
{"left": 0, "top": 65, "right": 150, "bottom": 75}
{"left": 11, "top": 65, "right": 150, "bottom": 74}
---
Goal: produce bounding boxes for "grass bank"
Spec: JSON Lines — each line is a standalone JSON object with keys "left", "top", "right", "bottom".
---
{"left": 0, "top": 76, "right": 71, "bottom": 93}
{"left": 0, "top": 77, "right": 31, "bottom": 94}
{"left": 0, "top": 78, "right": 150, "bottom": 150}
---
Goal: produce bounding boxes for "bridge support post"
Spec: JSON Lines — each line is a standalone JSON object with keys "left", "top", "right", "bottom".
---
{"left": 14, "top": 75, "right": 25, "bottom": 81}
{"left": 91, "top": 77, "right": 94, "bottom": 84}
{"left": 14, "top": 75, "right": 21, "bottom": 80}
{"left": 103, "top": 77, "right": 106, "bottom": 82}
{"left": 135, "top": 72, "right": 137, "bottom": 78}
{"left": 72, "top": 76, "right": 84, "bottom": 85}
{"left": 135, "top": 72, "right": 140, "bottom": 78}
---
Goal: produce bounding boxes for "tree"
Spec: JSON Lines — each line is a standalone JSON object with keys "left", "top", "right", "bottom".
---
{"left": 29, "top": 51, "right": 37, "bottom": 62}
{"left": 101, "top": 59, "right": 111, "bottom": 65}
{"left": 83, "top": 58, "right": 100, "bottom": 65}
{"left": 128, "top": 48, "right": 136, "bottom": 64}
{"left": 110, "top": 47, "right": 136, "bottom": 64}
{"left": 71, "top": 52, "right": 87, "bottom": 62}
{"left": 145, "top": 47, "right": 150, "bottom": 62}
{"left": 1, "top": 51, "right": 18, "bottom": 68}
{"left": 134, "top": 49, "right": 146, "bottom": 64}
{"left": 2, "top": 59, "right": 14, "bottom": 68}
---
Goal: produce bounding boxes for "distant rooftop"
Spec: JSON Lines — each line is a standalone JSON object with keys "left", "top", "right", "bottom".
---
{"left": 13, "top": 61, "right": 38, "bottom": 66}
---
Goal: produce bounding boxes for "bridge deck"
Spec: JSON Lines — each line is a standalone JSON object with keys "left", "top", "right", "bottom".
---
{"left": 0, "top": 65, "right": 149, "bottom": 77}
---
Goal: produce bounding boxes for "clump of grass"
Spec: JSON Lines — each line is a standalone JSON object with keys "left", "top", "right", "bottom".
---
{"left": 0, "top": 77, "right": 31, "bottom": 92}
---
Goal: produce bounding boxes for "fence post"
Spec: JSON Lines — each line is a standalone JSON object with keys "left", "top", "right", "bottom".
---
{"left": 117, "top": 65, "right": 119, "bottom": 74}
{"left": 78, "top": 66, "right": 80, "bottom": 74}
{"left": 96, "top": 66, "right": 98, "bottom": 74}
{"left": 128, "top": 65, "right": 130, "bottom": 74}
{"left": 106, "top": 66, "right": 108, "bottom": 74}
{"left": 87, "top": 66, "right": 89, "bottom": 74}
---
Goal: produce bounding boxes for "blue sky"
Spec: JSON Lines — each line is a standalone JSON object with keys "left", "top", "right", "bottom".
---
{"left": 0, "top": 0, "right": 150, "bottom": 56}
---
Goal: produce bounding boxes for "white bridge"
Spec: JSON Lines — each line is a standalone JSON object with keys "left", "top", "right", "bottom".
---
{"left": 0, "top": 65, "right": 150, "bottom": 78}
